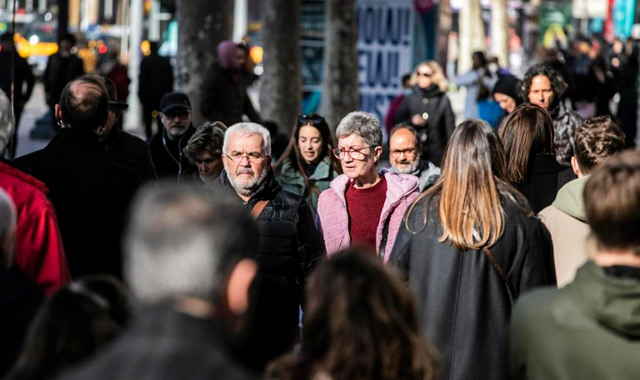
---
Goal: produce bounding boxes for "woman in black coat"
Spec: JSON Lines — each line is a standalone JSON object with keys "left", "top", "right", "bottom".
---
{"left": 390, "top": 120, "right": 555, "bottom": 380}
{"left": 499, "top": 104, "right": 575, "bottom": 213}
{"left": 394, "top": 60, "right": 455, "bottom": 166}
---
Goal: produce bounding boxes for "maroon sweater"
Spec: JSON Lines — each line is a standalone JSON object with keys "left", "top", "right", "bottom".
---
{"left": 345, "top": 177, "right": 387, "bottom": 250}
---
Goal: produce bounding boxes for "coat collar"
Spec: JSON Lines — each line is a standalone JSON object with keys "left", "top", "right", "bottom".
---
{"left": 329, "top": 170, "right": 418, "bottom": 207}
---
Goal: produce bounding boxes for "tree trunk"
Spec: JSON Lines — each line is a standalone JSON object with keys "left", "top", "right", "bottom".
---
{"left": 435, "top": 0, "right": 452, "bottom": 75}
{"left": 259, "top": 0, "right": 302, "bottom": 135}
{"left": 322, "top": 0, "right": 359, "bottom": 130}
{"left": 490, "top": 0, "right": 509, "bottom": 68}
{"left": 176, "top": 0, "right": 232, "bottom": 127}
{"left": 458, "top": 0, "right": 486, "bottom": 74}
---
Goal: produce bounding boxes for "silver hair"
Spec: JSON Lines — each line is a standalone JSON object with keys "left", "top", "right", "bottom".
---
{"left": 124, "top": 183, "right": 258, "bottom": 304}
{"left": 0, "top": 188, "right": 16, "bottom": 267}
{"left": 223, "top": 122, "right": 272, "bottom": 156}
{"left": 335, "top": 111, "right": 383, "bottom": 147}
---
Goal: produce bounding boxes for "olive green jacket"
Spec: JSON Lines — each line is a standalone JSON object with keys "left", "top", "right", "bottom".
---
{"left": 277, "top": 156, "right": 337, "bottom": 215}
{"left": 509, "top": 261, "right": 640, "bottom": 380}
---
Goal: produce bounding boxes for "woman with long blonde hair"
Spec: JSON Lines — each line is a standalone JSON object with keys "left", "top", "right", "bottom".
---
{"left": 393, "top": 60, "right": 455, "bottom": 166}
{"left": 389, "top": 119, "right": 555, "bottom": 380}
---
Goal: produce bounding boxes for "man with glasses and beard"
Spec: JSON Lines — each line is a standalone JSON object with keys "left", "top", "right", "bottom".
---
{"left": 387, "top": 125, "right": 440, "bottom": 191}
{"left": 213, "top": 122, "right": 323, "bottom": 374}
{"left": 148, "top": 92, "right": 197, "bottom": 181}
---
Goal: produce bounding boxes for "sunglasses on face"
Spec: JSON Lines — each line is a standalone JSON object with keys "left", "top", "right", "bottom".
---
{"left": 417, "top": 72, "right": 432, "bottom": 78}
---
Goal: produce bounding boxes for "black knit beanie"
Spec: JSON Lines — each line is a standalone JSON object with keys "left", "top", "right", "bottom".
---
{"left": 492, "top": 75, "right": 522, "bottom": 105}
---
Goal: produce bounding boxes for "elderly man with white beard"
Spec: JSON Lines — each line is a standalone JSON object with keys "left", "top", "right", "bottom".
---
{"left": 213, "top": 122, "right": 324, "bottom": 374}
{"left": 387, "top": 125, "right": 440, "bottom": 191}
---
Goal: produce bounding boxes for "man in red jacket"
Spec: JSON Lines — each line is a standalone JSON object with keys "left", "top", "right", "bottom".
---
{"left": 0, "top": 162, "right": 70, "bottom": 295}
{"left": 0, "top": 92, "right": 69, "bottom": 295}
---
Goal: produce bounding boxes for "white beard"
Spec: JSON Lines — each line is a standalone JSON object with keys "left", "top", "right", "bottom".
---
{"left": 229, "top": 167, "right": 268, "bottom": 196}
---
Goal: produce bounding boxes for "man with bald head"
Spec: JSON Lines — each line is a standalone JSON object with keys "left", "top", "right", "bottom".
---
{"left": 16, "top": 75, "right": 139, "bottom": 279}
{"left": 387, "top": 124, "right": 440, "bottom": 191}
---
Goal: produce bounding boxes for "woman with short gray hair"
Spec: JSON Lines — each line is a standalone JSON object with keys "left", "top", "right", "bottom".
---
{"left": 316, "top": 111, "right": 419, "bottom": 261}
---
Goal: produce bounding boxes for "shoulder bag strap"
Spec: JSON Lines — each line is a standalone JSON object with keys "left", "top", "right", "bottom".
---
{"left": 250, "top": 200, "right": 269, "bottom": 221}
{"left": 482, "top": 247, "right": 518, "bottom": 299}
{"left": 378, "top": 216, "right": 391, "bottom": 261}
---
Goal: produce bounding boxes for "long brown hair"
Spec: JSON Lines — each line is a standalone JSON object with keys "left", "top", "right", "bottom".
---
{"left": 405, "top": 120, "right": 528, "bottom": 250}
{"left": 267, "top": 249, "right": 437, "bottom": 380}
{"left": 273, "top": 114, "right": 341, "bottom": 197}
{"left": 499, "top": 103, "right": 555, "bottom": 183}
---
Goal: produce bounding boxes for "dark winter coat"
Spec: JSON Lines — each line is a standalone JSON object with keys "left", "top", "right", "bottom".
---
{"left": 16, "top": 128, "right": 140, "bottom": 279}
{"left": 43, "top": 53, "right": 84, "bottom": 106}
{"left": 200, "top": 63, "right": 261, "bottom": 126}
{"left": 393, "top": 84, "right": 456, "bottom": 166}
{"left": 148, "top": 125, "right": 197, "bottom": 182}
{"left": 59, "top": 305, "right": 257, "bottom": 380}
{"left": 390, "top": 194, "right": 556, "bottom": 380}
{"left": 138, "top": 53, "right": 173, "bottom": 102}
{"left": 0, "top": 267, "right": 43, "bottom": 377}
{"left": 102, "top": 127, "right": 157, "bottom": 183}
{"left": 513, "top": 153, "right": 575, "bottom": 214}
{"left": 509, "top": 262, "right": 640, "bottom": 380}
{"left": 0, "top": 52, "right": 34, "bottom": 108}
{"left": 213, "top": 169, "right": 324, "bottom": 371}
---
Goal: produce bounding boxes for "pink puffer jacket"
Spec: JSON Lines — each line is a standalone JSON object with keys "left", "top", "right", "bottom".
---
{"left": 316, "top": 171, "right": 419, "bottom": 262}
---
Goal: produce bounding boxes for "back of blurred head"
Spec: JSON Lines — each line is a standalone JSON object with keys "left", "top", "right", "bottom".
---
{"left": 269, "top": 249, "right": 436, "bottom": 380}
{"left": 124, "top": 183, "right": 258, "bottom": 317}
{"left": 584, "top": 151, "right": 640, "bottom": 259}
{"left": 572, "top": 116, "right": 625, "bottom": 176}
{"left": 8, "top": 276, "right": 129, "bottom": 380}
{"left": 0, "top": 32, "right": 16, "bottom": 53}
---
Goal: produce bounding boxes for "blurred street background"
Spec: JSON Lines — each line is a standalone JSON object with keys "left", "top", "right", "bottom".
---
{"left": 2, "top": 0, "right": 639, "bottom": 157}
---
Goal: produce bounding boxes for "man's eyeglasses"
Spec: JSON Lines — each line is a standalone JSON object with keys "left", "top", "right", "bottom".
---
{"left": 416, "top": 72, "right": 432, "bottom": 78}
{"left": 224, "top": 151, "right": 265, "bottom": 163}
{"left": 332, "top": 146, "right": 371, "bottom": 160}
{"left": 390, "top": 148, "right": 417, "bottom": 157}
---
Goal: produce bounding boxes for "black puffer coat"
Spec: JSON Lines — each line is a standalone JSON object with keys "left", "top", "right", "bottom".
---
{"left": 214, "top": 169, "right": 323, "bottom": 371}
{"left": 393, "top": 84, "right": 456, "bottom": 166}
{"left": 390, "top": 194, "right": 555, "bottom": 380}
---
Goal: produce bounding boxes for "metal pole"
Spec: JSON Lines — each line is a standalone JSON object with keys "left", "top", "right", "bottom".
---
{"left": 233, "top": 0, "right": 248, "bottom": 41}
{"left": 149, "top": 0, "right": 160, "bottom": 41}
{"left": 124, "top": 0, "right": 143, "bottom": 131}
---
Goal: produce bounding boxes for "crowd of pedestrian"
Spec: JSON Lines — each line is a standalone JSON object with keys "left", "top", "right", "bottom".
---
{"left": 0, "top": 32, "right": 639, "bottom": 380}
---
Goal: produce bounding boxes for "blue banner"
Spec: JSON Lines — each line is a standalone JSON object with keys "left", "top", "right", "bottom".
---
{"left": 613, "top": 0, "right": 636, "bottom": 39}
